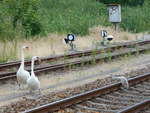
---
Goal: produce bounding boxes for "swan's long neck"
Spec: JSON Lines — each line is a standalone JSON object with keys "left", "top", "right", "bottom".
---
{"left": 31, "top": 58, "right": 35, "bottom": 77}
{"left": 20, "top": 48, "right": 24, "bottom": 69}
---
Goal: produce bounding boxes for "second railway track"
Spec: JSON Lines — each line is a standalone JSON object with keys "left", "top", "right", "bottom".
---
{"left": 0, "top": 39, "right": 150, "bottom": 68}
{"left": 1, "top": 39, "right": 150, "bottom": 81}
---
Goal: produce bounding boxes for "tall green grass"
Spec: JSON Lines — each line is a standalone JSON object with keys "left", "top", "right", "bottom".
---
{"left": 39, "top": 0, "right": 108, "bottom": 36}
{"left": 40, "top": 0, "right": 150, "bottom": 35}
{"left": 39, "top": 0, "right": 150, "bottom": 35}
{"left": 121, "top": 5, "right": 150, "bottom": 33}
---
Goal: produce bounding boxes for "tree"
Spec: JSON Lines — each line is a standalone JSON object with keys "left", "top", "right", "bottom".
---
{"left": 0, "top": 0, "right": 42, "bottom": 37}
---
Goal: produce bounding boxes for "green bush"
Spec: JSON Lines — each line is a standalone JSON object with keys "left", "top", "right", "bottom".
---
{"left": 40, "top": 0, "right": 107, "bottom": 35}
{"left": 0, "top": 0, "right": 42, "bottom": 40}
{"left": 120, "top": 1, "right": 150, "bottom": 33}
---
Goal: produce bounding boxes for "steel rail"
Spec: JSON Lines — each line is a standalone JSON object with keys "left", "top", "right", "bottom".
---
{"left": 117, "top": 99, "right": 150, "bottom": 113}
{"left": 0, "top": 45, "right": 149, "bottom": 81}
{"left": 23, "top": 72, "right": 150, "bottom": 113}
{"left": 0, "top": 39, "right": 150, "bottom": 69}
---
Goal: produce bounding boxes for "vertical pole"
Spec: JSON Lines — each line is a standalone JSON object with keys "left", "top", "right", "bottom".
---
{"left": 115, "top": 23, "right": 117, "bottom": 31}
{"left": 114, "top": 22, "right": 119, "bottom": 32}
{"left": 70, "top": 42, "right": 75, "bottom": 51}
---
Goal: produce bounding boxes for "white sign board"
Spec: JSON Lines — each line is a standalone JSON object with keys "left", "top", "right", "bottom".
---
{"left": 108, "top": 4, "right": 121, "bottom": 23}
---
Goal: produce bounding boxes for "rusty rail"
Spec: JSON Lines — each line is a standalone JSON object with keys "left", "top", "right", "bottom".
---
{"left": 23, "top": 72, "right": 150, "bottom": 113}
{"left": 0, "top": 39, "right": 150, "bottom": 69}
{"left": 0, "top": 43, "right": 150, "bottom": 81}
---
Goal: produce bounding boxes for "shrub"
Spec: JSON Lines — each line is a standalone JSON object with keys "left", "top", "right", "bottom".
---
{"left": 120, "top": 1, "right": 150, "bottom": 33}
{"left": 40, "top": 0, "right": 106, "bottom": 36}
{"left": 0, "top": 0, "right": 42, "bottom": 39}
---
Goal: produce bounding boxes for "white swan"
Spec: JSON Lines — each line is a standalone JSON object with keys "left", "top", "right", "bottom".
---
{"left": 16, "top": 46, "right": 30, "bottom": 89}
{"left": 27, "top": 56, "right": 41, "bottom": 94}
{"left": 112, "top": 76, "right": 129, "bottom": 89}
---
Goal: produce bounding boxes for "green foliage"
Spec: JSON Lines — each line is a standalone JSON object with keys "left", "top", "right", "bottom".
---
{"left": 0, "top": 0, "right": 150, "bottom": 41}
{"left": 98, "top": 0, "right": 144, "bottom": 6}
{"left": 0, "top": 0, "right": 42, "bottom": 40}
{"left": 120, "top": 1, "right": 150, "bottom": 33}
{"left": 40, "top": 0, "right": 107, "bottom": 36}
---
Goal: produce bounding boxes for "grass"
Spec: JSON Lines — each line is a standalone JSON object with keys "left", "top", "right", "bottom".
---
{"left": 0, "top": 41, "right": 18, "bottom": 63}
{"left": 39, "top": 0, "right": 108, "bottom": 36}
{"left": 38, "top": 0, "right": 150, "bottom": 36}
{"left": 121, "top": 5, "right": 150, "bottom": 33}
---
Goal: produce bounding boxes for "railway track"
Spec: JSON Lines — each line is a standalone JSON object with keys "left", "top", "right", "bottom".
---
{"left": 1, "top": 40, "right": 150, "bottom": 81}
{"left": 0, "top": 40, "right": 149, "bottom": 68}
{"left": 23, "top": 72, "right": 150, "bottom": 113}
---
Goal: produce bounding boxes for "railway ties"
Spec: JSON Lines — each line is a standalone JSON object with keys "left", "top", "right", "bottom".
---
{"left": 72, "top": 80, "right": 150, "bottom": 113}
{"left": 136, "top": 105, "right": 150, "bottom": 113}
{"left": 23, "top": 73, "right": 150, "bottom": 113}
{"left": 1, "top": 40, "right": 150, "bottom": 82}
{"left": 1, "top": 40, "right": 150, "bottom": 112}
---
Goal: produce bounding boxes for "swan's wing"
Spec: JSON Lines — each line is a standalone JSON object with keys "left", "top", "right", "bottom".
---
{"left": 23, "top": 70, "right": 30, "bottom": 78}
